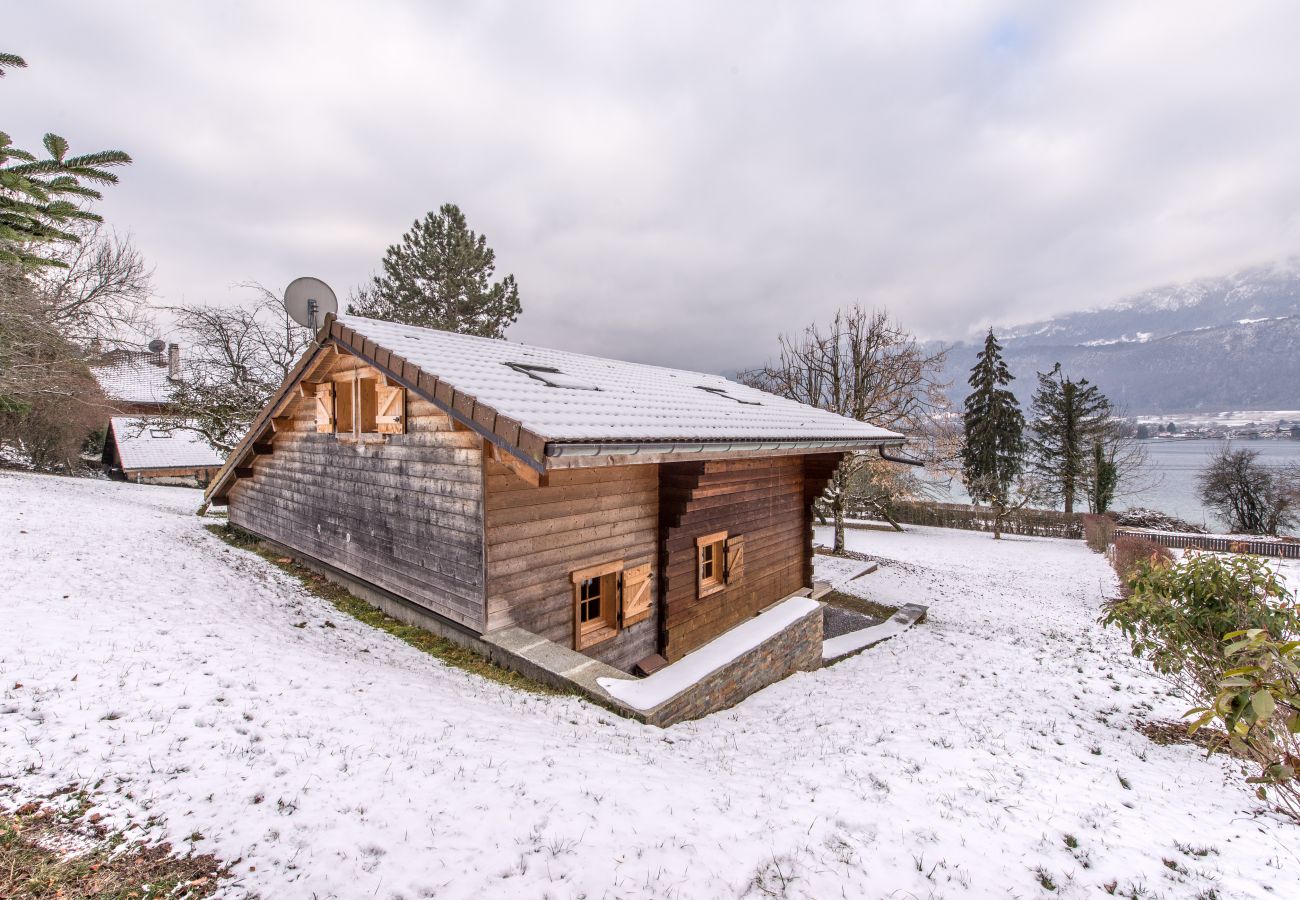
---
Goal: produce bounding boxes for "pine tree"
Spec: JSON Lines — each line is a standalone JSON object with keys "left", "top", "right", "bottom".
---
{"left": 1, "top": 53, "right": 132, "bottom": 269}
{"left": 960, "top": 329, "right": 1025, "bottom": 516}
{"left": 348, "top": 203, "right": 521, "bottom": 338}
{"left": 1028, "top": 364, "right": 1110, "bottom": 515}
{"left": 1087, "top": 437, "right": 1118, "bottom": 514}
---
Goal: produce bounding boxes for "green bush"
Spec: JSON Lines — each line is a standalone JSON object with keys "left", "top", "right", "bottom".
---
{"left": 1102, "top": 552, "right": 1299, "bottom": 820}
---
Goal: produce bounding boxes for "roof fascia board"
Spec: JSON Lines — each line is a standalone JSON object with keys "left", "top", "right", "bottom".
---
{"left": 204, "top": 316, "right": 339, "bottom": 503}
{"left": 544, "top": 437, "right": 903, "bottom": 470}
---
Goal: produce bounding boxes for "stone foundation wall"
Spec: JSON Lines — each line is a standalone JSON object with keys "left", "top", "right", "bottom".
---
{"left": 644, "top": 602, "right": 824, "bottom": 727}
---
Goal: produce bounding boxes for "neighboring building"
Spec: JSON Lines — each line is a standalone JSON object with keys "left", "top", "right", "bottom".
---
{"left": 92, "top": 343, "right": 224, "bottom": 486}
{"left": 102, "top": 416, "right": 224, "bottom": 486}
{"left": 204, "top": 315, "right": 902, "bottom": 712}
{"left": 90, "top": 344, "right": 184, "bottom": 415}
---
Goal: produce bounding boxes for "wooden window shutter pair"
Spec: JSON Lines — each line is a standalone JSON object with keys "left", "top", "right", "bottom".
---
{"left": 724, "top": 535, "right": 744, "bottom": 584}
{"left": 313, "top": 383, "right": 335, "bottom": 433}
{"left": 375, "top": 384, "right": 406, "bottom": 434}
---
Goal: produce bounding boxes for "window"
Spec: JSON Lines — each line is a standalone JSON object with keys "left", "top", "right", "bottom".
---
{"left": 571, "top": 560, "right": 621, "bottom": 649}
{"left": 569, "top": 560, "right": 654, "bottom": 650}
{"left": 329, "top": 373, "right": 406, "bottom": 437}
{"left": 149, "top": 429, "right": 172, "bottom": 439}
{"left": 696, "top": 531, "right": 727, "bottom": 597}
{"left": 505, "top": 362, "right": 600, "bottom": 391}
{"left": 696, "top": 531, "right": 744, "bottom": 598}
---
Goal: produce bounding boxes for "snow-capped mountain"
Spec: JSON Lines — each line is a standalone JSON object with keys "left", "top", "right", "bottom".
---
{"left": 945, "top": 261, "right": 1300, "bottom": 414}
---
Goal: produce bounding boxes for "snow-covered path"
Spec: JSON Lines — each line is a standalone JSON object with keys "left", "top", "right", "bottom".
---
{"left": 1, "top": 472, "right": 1294, "bottom": 898}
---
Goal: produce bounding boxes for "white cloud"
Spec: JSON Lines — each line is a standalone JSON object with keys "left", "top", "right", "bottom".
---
{"left": 8, "top": 0, "right": 1300, "bottom": 371}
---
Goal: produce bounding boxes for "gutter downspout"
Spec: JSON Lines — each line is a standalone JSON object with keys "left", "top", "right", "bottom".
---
{"left": 878, "top": 446, "right": 925, "bottom": 466}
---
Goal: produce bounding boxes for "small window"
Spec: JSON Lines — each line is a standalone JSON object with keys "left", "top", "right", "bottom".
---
{"left": 571, "top": 560, "right": 622, "bottom": 649}
{"left": 505, "top": 362, "right": 600, "bottom": 391}
{"left": 696, "top": 385, "right": 761, "bottom": 406}
{"left": 336, "top": 379, "right": 355, "bottom": 434}
{"left": 696, "top": 531, "right": 728, "bottom": 598}
{"left": 149, "top": 429, "right": 172, "bottom": 439}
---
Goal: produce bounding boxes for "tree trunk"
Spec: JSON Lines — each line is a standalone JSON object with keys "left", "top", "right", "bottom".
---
{"left": 833, "top": 494, "right": 846, "bottom": 554}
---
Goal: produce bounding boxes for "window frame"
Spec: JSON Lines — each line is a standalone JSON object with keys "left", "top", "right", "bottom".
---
{"left": 696, "top": 530, "right": 728, "bottom": 598}
{"left": 570, "top": 559, "right": 623, "bottom": 650}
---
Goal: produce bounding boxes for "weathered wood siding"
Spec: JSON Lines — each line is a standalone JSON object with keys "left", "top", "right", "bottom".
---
{"left": 227, "top": 350, "right": 486, "bottom": 629}
{"left": 484, "top": 460, "right": 660, "bottom": 672}
{"left": 659, "top": 456, "right": 821, "bottom": 662}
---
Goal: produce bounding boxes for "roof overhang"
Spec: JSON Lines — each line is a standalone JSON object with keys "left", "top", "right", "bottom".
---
{"left": 543, "top": 436, "right": 904, "bottom": 468}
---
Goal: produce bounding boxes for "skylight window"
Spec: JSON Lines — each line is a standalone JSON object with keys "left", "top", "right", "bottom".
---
{"left": 696, "top": 385, "right": 762, "bottom": 406}
{"left": 505, "top": 362, "right": 600, "bottom": 391}
{"left": 149, "top": 429, "right": 173, "bottom": 439}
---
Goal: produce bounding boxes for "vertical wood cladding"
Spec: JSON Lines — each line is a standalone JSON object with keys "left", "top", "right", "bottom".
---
{"left": 483, "top": 460, "right": 660, "bottom": 672}
{"left": 659, "top": 455, "right": 827, "bottom": 663}
{"left": 227, "top": 350, "right": 486, "bottom": 630}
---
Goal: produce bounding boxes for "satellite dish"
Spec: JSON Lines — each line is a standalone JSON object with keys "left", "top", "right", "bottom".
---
{"left": 147, "top": 339, "right": 166, "bottom": 353}
{"left": 283, "top": 276, "right": 338, "bottom": 333}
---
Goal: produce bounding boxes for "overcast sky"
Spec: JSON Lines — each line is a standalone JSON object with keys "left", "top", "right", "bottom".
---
{"left": 8, "top": 2, "right": 1300, "bottom": 372}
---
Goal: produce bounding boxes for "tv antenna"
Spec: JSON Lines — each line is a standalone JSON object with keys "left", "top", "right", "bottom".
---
{"left": 283, "top": 276, "right": 338, "bottom": 336}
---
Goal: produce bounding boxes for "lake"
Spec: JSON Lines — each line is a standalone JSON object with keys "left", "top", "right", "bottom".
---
{"left": 1119, "top": 438, "right": 1300, "bottom": 530}
{"left": 926, "top": 438, "right": 1300, "bottom": 531}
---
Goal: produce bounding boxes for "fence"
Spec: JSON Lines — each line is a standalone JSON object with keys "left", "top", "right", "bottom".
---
{"left": 1112, "top": 529, "right": 1300, "bottom": 560}
{"left": 849, "top": 500, "right": 1083, "bottom": 539}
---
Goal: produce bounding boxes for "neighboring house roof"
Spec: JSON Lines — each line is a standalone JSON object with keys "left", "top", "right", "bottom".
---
{"left": 337, "top": 315, "right": 903, "bottom": 445}
{"left": 91, "top": 354, "right": 177, "bottom": 406}
{"left": 108, "top": 417, "right": 224, "bottom": 471}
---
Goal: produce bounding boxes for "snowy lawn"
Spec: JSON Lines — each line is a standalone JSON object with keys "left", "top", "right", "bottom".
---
{"left": 1, "top": 471, "right": 1296, "bottom": 899}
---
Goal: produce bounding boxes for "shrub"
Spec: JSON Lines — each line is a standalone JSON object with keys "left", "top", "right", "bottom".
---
{"left": 1101, "top": 552, "right": 1300, "bottom": 820}
{"left": 1082, "top": 513, "right": 1115, "bottom": 553}
{"left": 1109, "top": 536, "right": 1173, "bottom": 588}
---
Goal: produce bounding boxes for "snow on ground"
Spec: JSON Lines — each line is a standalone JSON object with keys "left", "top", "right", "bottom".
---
{"left": 1, "top": 471, "right": 1296, "bottom": 899}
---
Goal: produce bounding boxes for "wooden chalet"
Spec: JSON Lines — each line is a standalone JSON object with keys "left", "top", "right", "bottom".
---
{"left": 204, "top": 315, "right": 903, "bottom": 675}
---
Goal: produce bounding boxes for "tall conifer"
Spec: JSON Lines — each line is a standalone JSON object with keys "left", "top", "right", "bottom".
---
{"left": 349, "top": 203, "right": 521, "bottom": 338}
{"left": 961, "top": 329, "right": 1025, "bottom": 508}
{"left": 1028, "top": 364, "right": 1110, "bottom": 515}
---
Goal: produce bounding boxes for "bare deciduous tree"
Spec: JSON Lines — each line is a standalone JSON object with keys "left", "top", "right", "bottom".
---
{"left": 146, "top": 286, "right": 311, "bottom": 453}
{"left": 741, "top": 306, "right": 950, "bottom": 552}
{"left": 33, "top": 222, "right": 154, "bottom": 349}
{"left": 1197, "top": 445, "right": 1300, "bottom": 535}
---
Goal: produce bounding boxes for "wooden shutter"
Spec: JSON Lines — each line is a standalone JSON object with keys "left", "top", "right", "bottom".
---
{"left": 376, "top": 385, "right": 406, "bottom": 434}
{"left": 724, "top": 534, "right": 745, "bottom": 584}
{"left": 358, "top": 377, "right": 378, "bottom": 432}
{"left": 620, "top": 563, "right": 653, "bottom": 627}
{"left": 313, "top": 383, "right": 335, "bottom": 433}
{"left": 335, "top": 380, "right": 354, "bottom": 434}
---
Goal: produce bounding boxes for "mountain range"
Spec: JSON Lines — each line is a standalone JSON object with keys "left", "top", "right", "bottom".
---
{"left": 943, "top": 260, "right": 1300, "bottom": 414}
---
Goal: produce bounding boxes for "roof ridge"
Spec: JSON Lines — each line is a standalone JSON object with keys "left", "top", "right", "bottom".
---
{"left": 337, "top": 314, "right": 738, "bottom": 385}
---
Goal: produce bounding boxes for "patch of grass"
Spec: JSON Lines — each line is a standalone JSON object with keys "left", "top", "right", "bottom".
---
{"left": 206, "top": 523, "right": 566, "bottom": 697}
{"left": 820, "top": 589, "right": 899, "bottom": 622}
{"left": 1034, "top": 866, "right": 1057, "bottom": 891}
{"left": 1063, "top": 834, "right": 1079, "bottom": 850}
{"left": 0, "top": 793, "right": 224, "bottom": 899}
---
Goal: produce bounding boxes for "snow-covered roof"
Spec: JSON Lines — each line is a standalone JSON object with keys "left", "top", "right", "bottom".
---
{"left": 338, "top": 315, "right": 903, "bottom": 444}
{"left": 92, "top": 354, "right": 177, "bottom": 406}
{"left": 109, "top": 417, "right": 224, "bottom": 471}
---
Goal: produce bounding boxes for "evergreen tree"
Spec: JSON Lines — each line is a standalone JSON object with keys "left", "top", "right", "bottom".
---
{"left": 1, "top": 53, "right": 132, "bottom": 269}
{"left": 1028, "top": 364, "right": 1111, "bottom": 515}
{"left": 349, "top": 203, "right": 521, "bottom": 338}
{"left": 960, "top": 329, "right": 1025, "bottom": 509}
{"left": 1087, "top": 437, "right": 1119, "bottom": 514}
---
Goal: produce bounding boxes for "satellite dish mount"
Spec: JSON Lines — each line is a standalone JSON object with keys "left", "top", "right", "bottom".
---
{"left": 283, "top": 277, "right": 339, "bottom": 340}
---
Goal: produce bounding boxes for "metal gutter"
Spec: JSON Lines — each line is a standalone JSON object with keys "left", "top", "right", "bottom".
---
{"left": 544, "top": 436, "right": 904, "bottom": 459}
